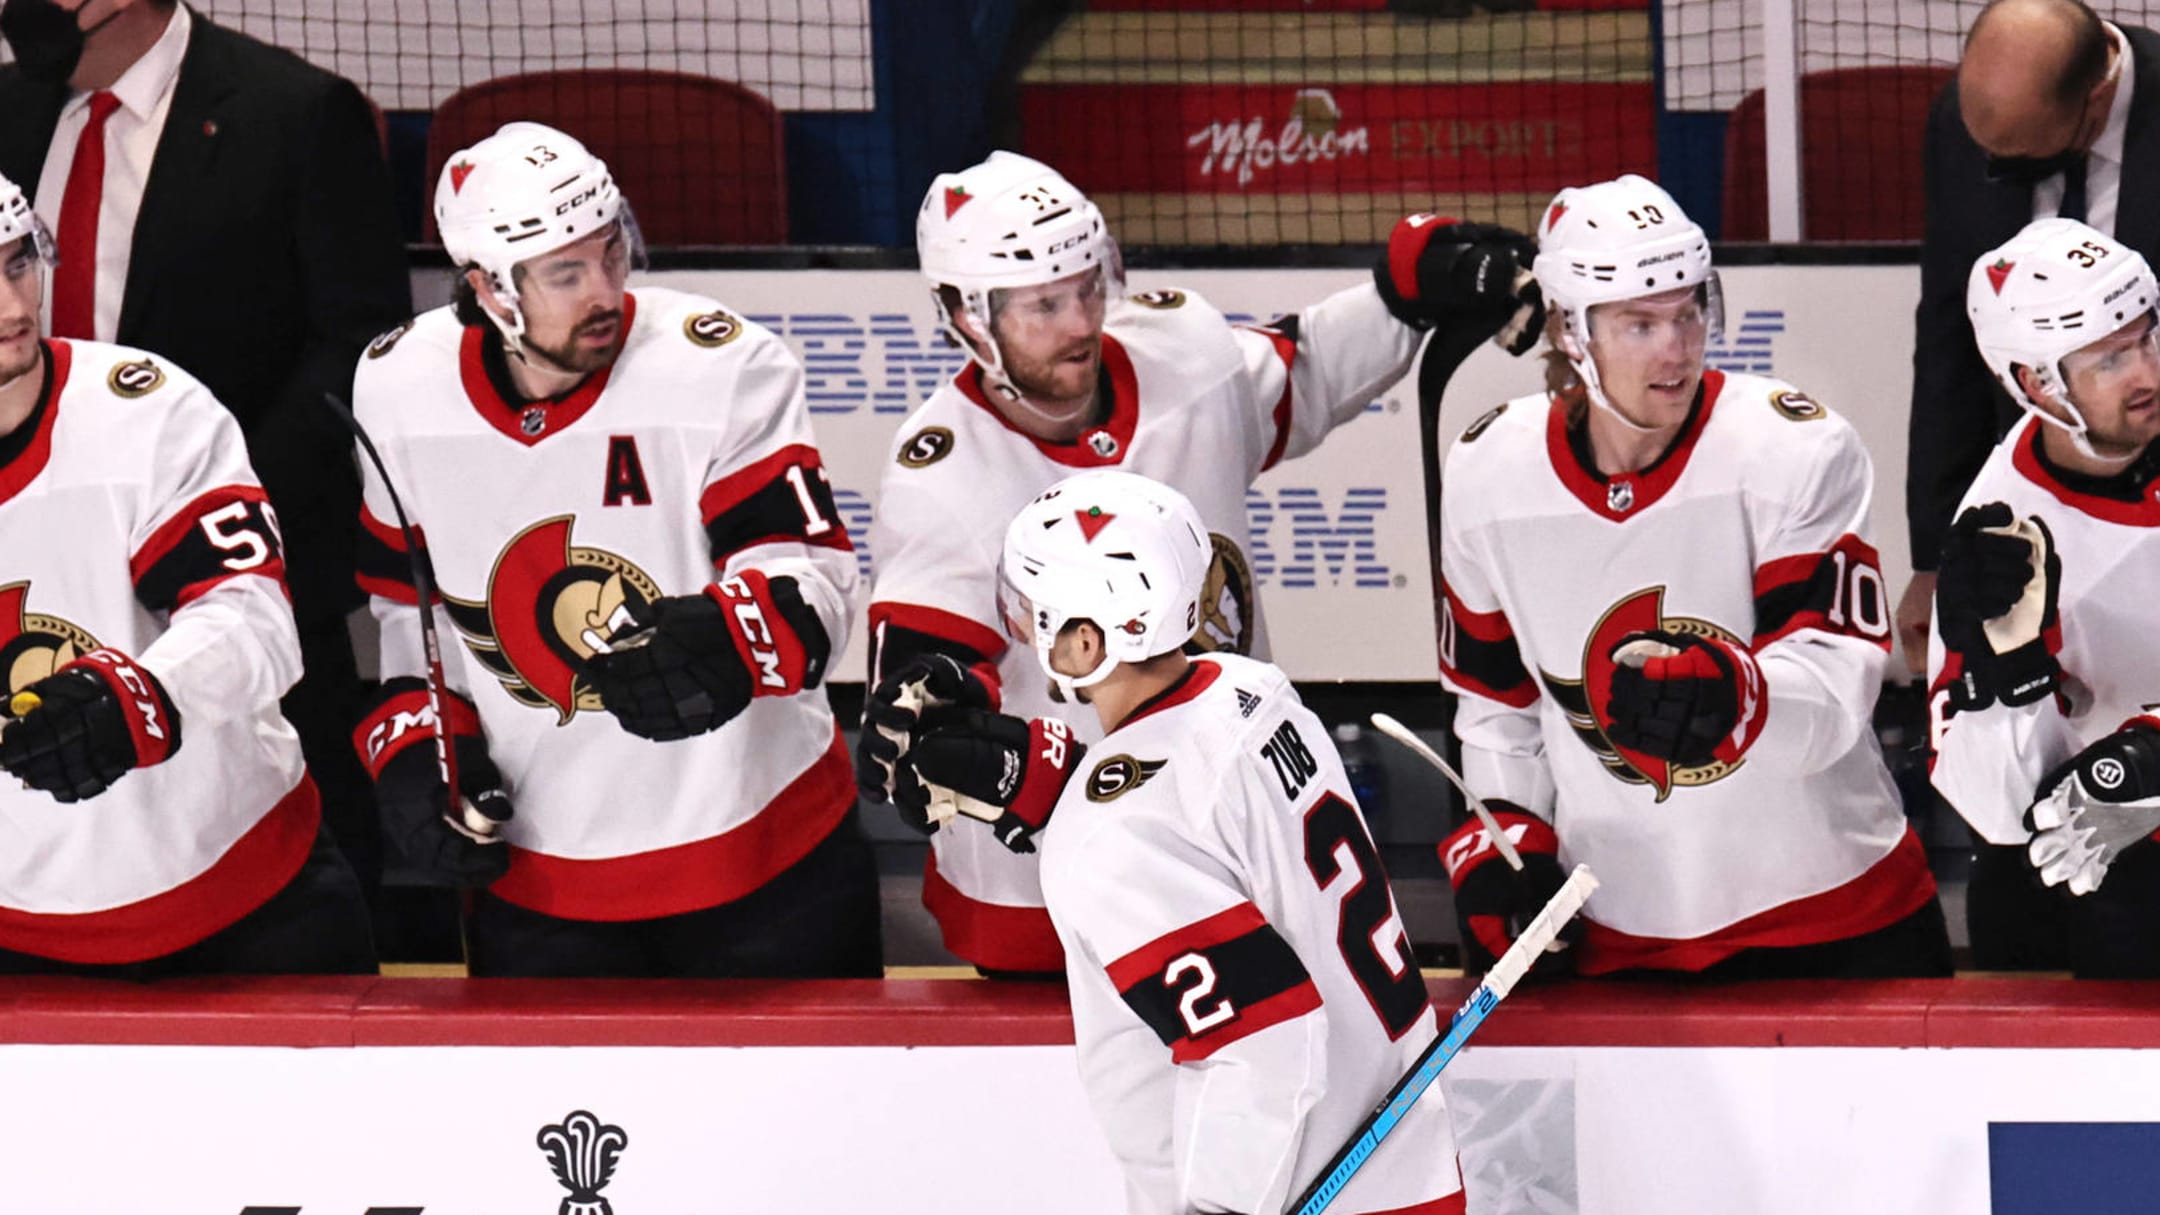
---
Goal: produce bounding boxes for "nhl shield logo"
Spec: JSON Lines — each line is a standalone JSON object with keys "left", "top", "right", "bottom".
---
{"left": 537, "top": 1109, "right": 627, "bottom": 1215}
{"left": 1537, "top": 586, "right": 1744, "bottom": 801}
{"left": 1606, "top": 480, "right": 1635, "bottom": 513}
{"left": 445, "top": 516, "right": 663, "bottom": 724}
{"left": 1086, "top": 430, "right": 1121, "bottom": 459}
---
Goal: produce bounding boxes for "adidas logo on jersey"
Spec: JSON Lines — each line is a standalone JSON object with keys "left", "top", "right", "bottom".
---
{"left": 1236, "top": 688, "right": 1262, "bottom": 717}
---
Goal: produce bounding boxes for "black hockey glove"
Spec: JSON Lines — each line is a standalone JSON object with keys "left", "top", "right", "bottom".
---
{"left": 1438, "top": 803, "right": 1578, "bottom": 976}
{"left": 1604, "top": 631, "right": 1768, "bottom": 767}
{"left": 1373, "top": 213, "right": 1545, "bottom": 354}
{"left": 1937, "top": 503, "right": 2061, "bottom": 713}
{"left": 353, "top": 677, "right": 513, "bottom": 888}
{"left": 905, "top": 707, "right": 1083, "bottom": 854}
{"left": 856, "top": 653, "right": 998, "bottom": 831}
{"left": 0, "top": 648, "right": 181, "bottom": 803}
{"left": 2024, "top": 717, "right": 2160, "bottom": 896}
{"left": 584, "top": 571, "right": 830, "bottom": 742}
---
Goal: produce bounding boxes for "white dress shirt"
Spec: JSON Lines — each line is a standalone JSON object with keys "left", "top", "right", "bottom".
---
{"left": 2034, "top": 20, "right": 2134, "bottom": 235}
{"left": 32, "top": 3, "right": 192, "bottom": 342}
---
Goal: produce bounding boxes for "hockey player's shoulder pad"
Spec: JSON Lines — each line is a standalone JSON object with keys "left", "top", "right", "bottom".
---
{"left": 636, "top": 286, "right": 783, "bottom": 362}
{"left": 1713, "top": 372, "right": 1868, "bottom": 489}
{"left": 362, "top": 318, "right": 418, "bottom": 361}
{"left": 1106, "top": 286, "right": 1245, "bottom": 384}
{"left": 1442, "top": 389, "right": 1548, "bottom": 483}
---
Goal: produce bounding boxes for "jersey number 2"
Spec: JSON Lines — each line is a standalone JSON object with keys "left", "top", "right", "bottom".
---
{"left": 1305, "top": 793, "right": 1427, "bottom": 1039}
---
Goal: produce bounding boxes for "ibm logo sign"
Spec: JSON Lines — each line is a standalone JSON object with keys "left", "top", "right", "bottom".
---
{"left": 1705, "top": 309, "right": 1785, "bottom": 376}
{"left": 832, "top": 486, "right": 1394, "bottom": 590}
{"left": 749, "top": 311, "right": 1385, "bottom": 416}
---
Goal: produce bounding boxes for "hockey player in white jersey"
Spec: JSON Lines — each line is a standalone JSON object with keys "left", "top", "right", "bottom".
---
{"left": 1436, "top": 175, "right": 1950, "bottom": 978}
{"left": 892, "top": 470, "right": 1462, "bottom": 1215}
{"left": 0, "top": 172, "right": 374, "bottom": 975}
{"left": 857, "top": 149, "right": 1542, "bottom": 975}
{"left": 348, "top": 124, "right": 878, "bottom": 977}
{"left": 1928, "top": 217, "right": 2160, "bottom": 976}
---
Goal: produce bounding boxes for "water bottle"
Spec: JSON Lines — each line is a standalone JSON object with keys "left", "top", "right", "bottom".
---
{"left": 1333, "top": 721, "right": 1391, "bottom": 824}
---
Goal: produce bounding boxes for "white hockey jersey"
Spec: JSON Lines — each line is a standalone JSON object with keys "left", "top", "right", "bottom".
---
{"left": 1042, "top": 653, "right": 1461, "bottom": 1215}
{"left": 1437, "top": 371, "right": 1935, "bottom": 973}
{"left": 0, "top": 339, "right": 315, "bottom": 963}
{"left": 1928, "top": 417, "right": 2160, "bottom": 842}
{"left": 869, "top": 282, "right": 1420, "bottom": 970}
{"left": 352, "top": 288, "right": 858, "bottom": 922}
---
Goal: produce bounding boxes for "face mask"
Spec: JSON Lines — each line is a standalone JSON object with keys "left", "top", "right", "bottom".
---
{"left": 0, "top": 0, "right": 89, "bottom": 86}
{"left": 1986, "top": 148, "right": 2086, "bottom": 187}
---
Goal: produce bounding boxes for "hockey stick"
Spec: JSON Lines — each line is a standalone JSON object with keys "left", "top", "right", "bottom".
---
{"left": 319, "top": 392, "right": 497, "bottom": 842}
{"left": 1367, "top": 711, "right": 1524, "bottom": 872}
{"left": 1287, "top": 863, "right": 1598, "bottom": 1215}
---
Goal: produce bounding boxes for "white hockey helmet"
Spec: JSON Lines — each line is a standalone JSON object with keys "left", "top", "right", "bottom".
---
{"left": 998, "top": 470, "right": 1211, "bottom": 698}
{"left": 1533, "top": 175, "right": 1723, "bottom": 426}
{"left": 918, "top": 152, "right": 1119, "bottom": 394}
{"left": 0, "top": 171, "right": 55, "bottom": 269}
{"left": 434, "top": 122, "right": 640, "bottom": 349}
{"left": 1968, "top": 217, "right": 2160, "bottom": 462}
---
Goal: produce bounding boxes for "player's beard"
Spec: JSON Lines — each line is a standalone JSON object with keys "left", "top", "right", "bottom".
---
{"left": 1003, "top": 334, "right": 1102, "bottom": 413}
{"left": 525, "top": 307, "right": 626, "bottom": 377}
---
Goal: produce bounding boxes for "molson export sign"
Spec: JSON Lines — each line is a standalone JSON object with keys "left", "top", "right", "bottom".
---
{"left": 1019, "top": 83, "right": 1654, "bottom": 195}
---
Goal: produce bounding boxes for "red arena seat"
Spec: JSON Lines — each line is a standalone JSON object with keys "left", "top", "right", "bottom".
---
{"left": 1723, "top": 64, "right": 1953, "bottom": 241}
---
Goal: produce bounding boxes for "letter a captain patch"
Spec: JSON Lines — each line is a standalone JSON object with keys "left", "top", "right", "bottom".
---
{"left": 603, "top": 436, "right": 653, "bottom": 507}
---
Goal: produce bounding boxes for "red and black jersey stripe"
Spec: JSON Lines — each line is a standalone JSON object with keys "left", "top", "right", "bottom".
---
{"left": 1239, "top": 314, "right": 1299, "bottom": 471}
{"left": 1107, "top": 902, "right": 1322, "bottom": 1064}
{"left": 130, "top": 486, "right": 287, "bottom": 613}
{"left": 700, "top": 444, "right": 853, "bottom": 566}
{"left": 354, "top": 503, "right": 431, "bottom": 605}
{"left": 865, "top": 602, "right": 1004, "bottom": 704}
{"left": 1753, "top": 533, "right": 1890, "bottom": 649}
{"left": 1438, "top": 579, "right": 1536, "bottom": 707}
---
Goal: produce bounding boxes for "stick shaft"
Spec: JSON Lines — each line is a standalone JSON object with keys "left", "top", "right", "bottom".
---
{"left": 1287, "top": 864, "right": 1597, "bottom": 1215}
{"left": 1368, "top": 712, "right": 1525, "bottom": 871}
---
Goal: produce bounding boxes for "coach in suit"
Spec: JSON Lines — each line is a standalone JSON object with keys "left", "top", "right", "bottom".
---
{"left": 1905, "top": 0, "right": 2160, "bottom": 969}
{"left": 0, "top": 0, "right": 411, "bottom": 914}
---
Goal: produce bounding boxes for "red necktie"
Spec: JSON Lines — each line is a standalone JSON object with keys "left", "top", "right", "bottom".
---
{"left": 51, "top": 90, "right": 122, "bottom": 341}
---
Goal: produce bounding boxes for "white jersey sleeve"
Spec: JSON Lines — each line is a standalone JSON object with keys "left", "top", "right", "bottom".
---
{"left": 1743, "top": 414, "right": 1894, "bottom": 773}
{"left": 695, "top": 323, "right": 859, "bottom": 660}
{"left": 1438, "top": 404, "right": 1554, "bottom": 813}
{"left": 125, "top": 367, "right": 302, "bottom": 726}
{"left": 1233, "top": 281, "right": 1420, "bottom": 477}
{"left": 1051, "top": 779, "right": 1331, "bottom": 1215}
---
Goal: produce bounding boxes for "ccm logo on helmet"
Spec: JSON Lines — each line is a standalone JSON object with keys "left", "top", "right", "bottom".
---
{"left": 555, "top": 185, "right": 601, "bottom": 216}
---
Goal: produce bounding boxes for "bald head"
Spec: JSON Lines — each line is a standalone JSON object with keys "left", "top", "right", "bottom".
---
{"left": 1959, "top": 0, "right": 2111, "bottom": 157}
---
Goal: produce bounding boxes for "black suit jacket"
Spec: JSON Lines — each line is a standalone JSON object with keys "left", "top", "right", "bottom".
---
{"left": 1910, "top": 23, "right": 2160, "bottom": 570}
{"left": 0, "top": 10, "right": 411, "bottom": 630}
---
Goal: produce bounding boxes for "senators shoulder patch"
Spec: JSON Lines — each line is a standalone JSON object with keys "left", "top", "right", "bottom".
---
{"left": 364, "top": 321, "right": 413, "bottom": 360}
{"left": 896, "top": 426, "right": 955, "bottom": 469}
{"left": 1130, "top": 289, "right": 1186, "bottom": 310}
{"left": 1768, "top": 389, "right": 1826, "bottom": 422}
{"left": 1460, "top": 401, "right": 1508, "bottom": 443}
{"left": 1086, "top": 754, "right": 1167, "bottom": 802}
{"left": 684, "top": 309, "right": 744, "bottom": 348}
{"left": 106, "top": 359, "right": 165, "bottom": 399}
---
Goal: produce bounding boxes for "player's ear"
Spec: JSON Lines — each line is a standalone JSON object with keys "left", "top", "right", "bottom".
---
{"left": 2012, "top": 363, "right": 2052, "bottom": 405}
{"left": 467, "top": 267, "right": 513, "bottom": 322}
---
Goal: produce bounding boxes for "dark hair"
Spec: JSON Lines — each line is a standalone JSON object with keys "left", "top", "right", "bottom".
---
{"left": 451, "top": 264, "right": 526, "bottom": 328}
{"left": 2055, "top": 0, "right": 2111, "bottom": 106}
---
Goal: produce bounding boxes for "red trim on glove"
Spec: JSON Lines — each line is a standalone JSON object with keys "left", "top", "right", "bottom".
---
{"left": 1438, "top": 809, "right": 1558, "bottom": 886}
{"left": 1006, "top": 717, "right": 1081, "bottom": 833}
{"left": 63, "top": 649, "right": 179, "bottom": 769}
{"left": 1634, "top": 636, "right": 1768, "bottom": 764}
{"left": 710, "top": 569, "right": 814, "bottom": 698}
{"left": 352, "top": 684, "right": 481, "bottom": 778}
{"left": 1386, "top": 213, "right": 1460, "bottom": 303}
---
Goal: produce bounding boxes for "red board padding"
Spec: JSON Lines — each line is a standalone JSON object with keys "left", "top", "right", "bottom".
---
{"left": 0, "top": 978, "right": 2152, "bottom": 1048}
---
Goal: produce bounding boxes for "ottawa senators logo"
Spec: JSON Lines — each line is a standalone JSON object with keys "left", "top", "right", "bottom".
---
{"left": 0, "top": 583, "right": 100, "bottom": 700}
{"left": 443, "top": 517, "right": 664, "bottom": 724}
{"left": 1186, "top": 533, "right": 1255, "bottom": 656}
{"left": 1537, "top": 586, "right": 1744, "bottom": 801}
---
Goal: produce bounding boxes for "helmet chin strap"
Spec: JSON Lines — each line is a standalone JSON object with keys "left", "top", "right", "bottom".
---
{"left": 1562, "top": 315, "right": 1663, "bottom": 436}
{"left": 2034, "top": 392, "right": 2141, "bottom": 468}
{"left": 959, "top": 300, "right": 1097, "bottom": 433}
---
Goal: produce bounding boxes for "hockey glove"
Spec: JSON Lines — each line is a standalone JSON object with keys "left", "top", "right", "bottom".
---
{"left": 856, "top": 653, "right": 999, "bottom": 830}
{"left": 2025, "top": 717, "right": 2160, "bottom": 896}
{"left": 1373, "top": 214, "right": 1545, "bottom": 354}
{"left": 584, "top": 570, "right": 830, "bottom": 742}
{"left": 0, "top": 648, "right": 181, "bottom": 803}
{"left": 355, "top": 677, "right": 513, "bottom": 888}
{"left": 1604, "top": 630, "right": 1768, "bottom": 767}
{"left": 905, "top": 708, "right": 1082, "bottom": 854}
{"left": 1438, "top": 804, "right": 1579, "bottom": 975}
{"left": 1937, "top": 504, "right": 2061, "bottom": 712}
